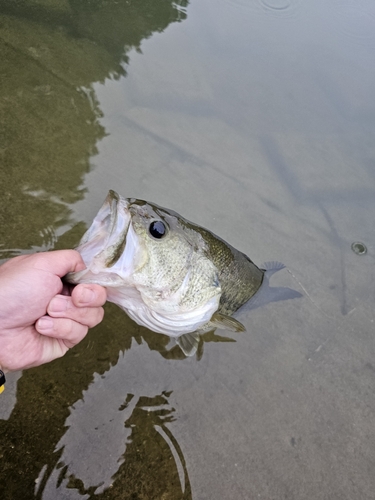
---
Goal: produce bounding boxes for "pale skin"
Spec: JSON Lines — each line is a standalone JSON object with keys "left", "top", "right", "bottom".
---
{"left": 0, "top": 250, "right": 107, "bottom": 372}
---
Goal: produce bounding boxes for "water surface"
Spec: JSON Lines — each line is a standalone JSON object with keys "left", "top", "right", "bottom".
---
{"left": 1, "top": 1, "right": 375, "bottom": 499}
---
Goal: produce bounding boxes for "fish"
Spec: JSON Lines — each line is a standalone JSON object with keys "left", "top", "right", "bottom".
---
{"left": 66, "top": 190, "right": 264, "bottom": 356}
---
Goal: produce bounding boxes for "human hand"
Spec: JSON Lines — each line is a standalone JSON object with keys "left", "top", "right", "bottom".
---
{"left": 0, "top": 250, "right": 107, "bottom": 372}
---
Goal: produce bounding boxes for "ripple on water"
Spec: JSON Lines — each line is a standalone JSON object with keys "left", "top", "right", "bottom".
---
{"left": 260, "top": 0, "right": 293, "bottom": 12}
{"left": 219, "top": 0, "right": 301, "bottom": 19}
{"left": 330, "top": 1, "right": 375, "bottom": 47}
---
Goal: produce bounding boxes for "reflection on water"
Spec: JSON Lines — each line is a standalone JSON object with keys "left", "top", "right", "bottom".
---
{"left": 39, "top": 389, "right": 191, "bottom": 498}
{"left": 0, "top": 1, "right": 190, "bottom": 498}
{"left": 0, "top": 0, "right": 187, "bottom": 259}
{"left": 0, "top": 305, "right": 197, "bottom": 498}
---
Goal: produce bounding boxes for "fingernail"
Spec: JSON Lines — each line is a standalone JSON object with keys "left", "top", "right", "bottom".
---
{"left": 79, "top": 288, "right": 95, "bottom": 305}
{"left": 37, "top": 317, "right": 54, "bottom": 332}
{"left": 49, "top": 297, "right": 68, "bottom": 313}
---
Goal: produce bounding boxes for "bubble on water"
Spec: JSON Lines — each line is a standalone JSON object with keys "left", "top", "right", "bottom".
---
{"left": 351, "top": 242, "right": 367, "bottom": 255}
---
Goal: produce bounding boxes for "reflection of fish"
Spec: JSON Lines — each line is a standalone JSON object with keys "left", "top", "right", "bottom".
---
{"left": 67, "top": 190, "right": 264, "bottom": 356}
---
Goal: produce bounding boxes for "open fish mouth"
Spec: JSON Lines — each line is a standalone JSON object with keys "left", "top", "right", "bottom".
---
{"left": 66, "top": 190, "right": 132, "bottom": 285}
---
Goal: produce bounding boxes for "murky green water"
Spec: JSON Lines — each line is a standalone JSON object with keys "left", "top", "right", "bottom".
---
{"left": 1, "top": 0, "right": 375, "bottom": 498}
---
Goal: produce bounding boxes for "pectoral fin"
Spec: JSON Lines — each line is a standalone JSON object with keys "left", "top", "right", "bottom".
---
{"left": 176, "top": 332, "right": 200, "bottom": 357}
{"left": 210, "top": 312, "right": 246, "bottom": 332}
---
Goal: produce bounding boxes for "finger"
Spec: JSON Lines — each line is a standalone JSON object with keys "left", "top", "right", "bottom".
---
{"left": 35, "top": 316, "right": 89, "bottom": 349}
{"left": 71, "top": 284, "right": 107, "bottom": 308}
{"left": 31, "top": 250, "right": 87, "bottom": 277}
{"left": 47, "top": 295, "right": 105, "bottom": 328}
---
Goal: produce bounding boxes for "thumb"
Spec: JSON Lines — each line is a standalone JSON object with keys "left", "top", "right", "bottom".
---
{"left": 30, "top": 250, "right": 87, "bottom": 278}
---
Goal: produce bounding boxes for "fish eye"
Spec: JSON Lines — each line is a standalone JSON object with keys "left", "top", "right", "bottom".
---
{"left": 149, "top": 220, "right": 167, "bottom": 239}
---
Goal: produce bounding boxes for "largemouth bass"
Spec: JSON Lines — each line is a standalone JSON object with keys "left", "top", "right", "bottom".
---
{"left": 67, "top": 190, "right": 264, "bottom": 356}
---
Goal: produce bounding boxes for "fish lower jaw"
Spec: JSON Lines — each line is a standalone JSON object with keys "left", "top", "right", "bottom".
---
{"left": 114, "top": 295, "right": 220, "bottom": 338}
{"left": 125, "top": 307, "right": 204, "bottom": 337}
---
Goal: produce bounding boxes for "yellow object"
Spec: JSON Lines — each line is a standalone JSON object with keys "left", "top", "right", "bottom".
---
{"left": 0, "top": 370, "right": 5, "bottom": 393}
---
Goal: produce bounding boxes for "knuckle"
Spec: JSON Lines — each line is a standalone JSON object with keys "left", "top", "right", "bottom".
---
{"left": 59, "top": 318, "right": 76, "bottom": 337}
{"left": 60, "top": 319, "right": 87, "bottom": 346}
{"left": 86, "top": 307, "right": 105, "bottom": 328}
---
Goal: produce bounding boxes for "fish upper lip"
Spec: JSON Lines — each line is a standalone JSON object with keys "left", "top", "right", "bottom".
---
{"left": 103, "top": 193, "right": 131, "bottom": 268}
{"left": 98, "top": 190, "right": 132, "bottom": 268}
{"left": 68, "top": 190, "right": 131, "bottom": 279}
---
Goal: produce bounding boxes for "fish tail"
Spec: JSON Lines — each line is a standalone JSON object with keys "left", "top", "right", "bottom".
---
{"left": 261, "top": 261, "right": 285, "bottom": 275}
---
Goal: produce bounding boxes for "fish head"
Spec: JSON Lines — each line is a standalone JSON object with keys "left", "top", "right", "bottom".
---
{"left": 66, "top": 191, "right": 221, "bottom": 336}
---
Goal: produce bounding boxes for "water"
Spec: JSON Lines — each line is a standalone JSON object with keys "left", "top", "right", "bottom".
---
{"left": 1, "top": 0, "right": 375, "bottom": 498}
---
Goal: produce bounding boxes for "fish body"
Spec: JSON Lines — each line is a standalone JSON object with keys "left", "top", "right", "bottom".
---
{"left": 67, "top": 191, "right": 264, "bottom": 355}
